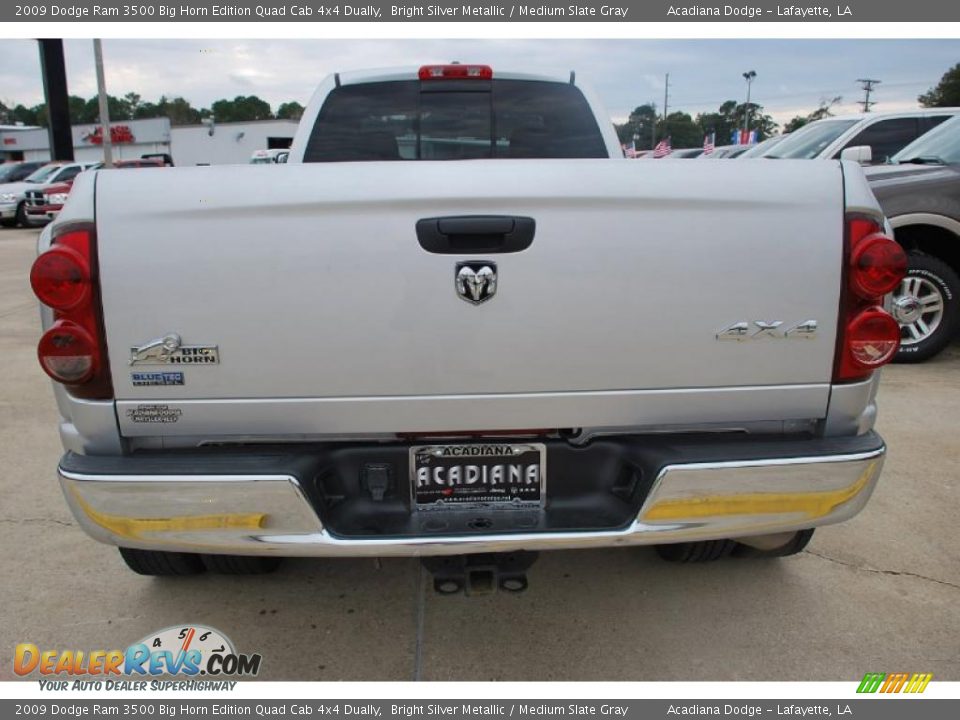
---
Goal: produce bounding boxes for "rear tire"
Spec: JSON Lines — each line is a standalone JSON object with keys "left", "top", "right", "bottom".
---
{"left": 119, "top": 547, "right": 206, "bottom": 576}
{"left": 200, "top": 554, "right": 283, "bottom": 575}
{"left": 732, "top": 529, "right": 815, "bottom": 558}
{"left": 893, "top": 253, "right": 959, "bottom": 363}
{"left": 654, "top": 539, "right": 736, "bottom": 563}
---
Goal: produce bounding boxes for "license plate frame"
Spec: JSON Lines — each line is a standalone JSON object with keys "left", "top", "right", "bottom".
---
{"left": 410, "top": 442, "right": 546, "bottom": 510}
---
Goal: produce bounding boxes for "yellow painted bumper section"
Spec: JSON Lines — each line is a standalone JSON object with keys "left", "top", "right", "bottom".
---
{"left": 67, "top": 486, "right": 266, "bottom": 542}
{"left": 642, "top": 460, "right": 880, "bottom": 523}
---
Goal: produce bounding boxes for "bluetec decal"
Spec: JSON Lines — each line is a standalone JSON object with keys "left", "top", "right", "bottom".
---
{"left": 131, "top": 372, "right": 185, "bottom": 387}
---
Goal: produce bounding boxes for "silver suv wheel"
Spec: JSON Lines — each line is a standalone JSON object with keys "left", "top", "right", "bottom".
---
{"left": 893, "top": 275, "right": 945, "bottom": 346}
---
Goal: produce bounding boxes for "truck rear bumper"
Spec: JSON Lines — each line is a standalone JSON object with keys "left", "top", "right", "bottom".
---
{"left": 58, "top": 432, "right": 885, "bottom": 557}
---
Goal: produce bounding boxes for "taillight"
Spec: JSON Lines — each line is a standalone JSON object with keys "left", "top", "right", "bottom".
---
{"left": 31, "top": 222, "right": 113, "bottom": 399}
{"left": 418, "top": 64, "right": 493, "bottom": 80}
{"left": 850, "top": 233, "right": 907, "bottom": 299}
{"left": 30, "top": 245, "right": 90, "bottom": 310}
{"left": 834, "top": 215, "right": 907, "bottom": 383}
{"left": 845, "top": 308, "right": 902, "bottom": 368}
{"left": 37, "top": 320, "right": 98, "bottom": 384}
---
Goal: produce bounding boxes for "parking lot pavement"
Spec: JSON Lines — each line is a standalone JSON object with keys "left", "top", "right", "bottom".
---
{"left": 1, "top": 225, "right": 957, "bottom": 682}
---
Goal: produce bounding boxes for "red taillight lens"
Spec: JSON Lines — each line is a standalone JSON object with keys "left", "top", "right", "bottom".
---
{"left": 842, "top": 308, "right": 902, "bottom": 372}
{"left": 30, "top": 245, "right": 90, "bottom": 310}
{"left": 418, "top": 64, "right": 493, "bottom": 80}
{"left": 31, "top": 222, "right": 112, "bottom": 399}
{"left": 37, "top": 320, "right": 98, "bottom": 384}
{"left": 834, "top": 214, "right": 907, "bottom": 383}
{"left": 850, "top": 234, "right": 908, "bottom": 299}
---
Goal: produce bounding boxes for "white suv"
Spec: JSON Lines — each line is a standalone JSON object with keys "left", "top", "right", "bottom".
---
{"left": 758, "top": 108, "right": 960, "bottom": 164}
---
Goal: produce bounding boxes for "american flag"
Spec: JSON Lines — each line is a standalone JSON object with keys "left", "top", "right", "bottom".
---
{"left": 702, "top": 132, "right": 716, "bottom": 155}
{"left": 621, "top": 141, "right": 637, "bottom": 158}
{"left": 652, "top": 137, "right": 672, "bottom": 158}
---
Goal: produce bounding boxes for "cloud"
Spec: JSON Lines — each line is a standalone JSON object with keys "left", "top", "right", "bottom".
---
{"left": 0, "top": 38, "right": 956, "bottom": 132}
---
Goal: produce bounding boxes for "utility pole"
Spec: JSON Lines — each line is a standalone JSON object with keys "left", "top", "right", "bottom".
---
{"left": 857, "top": 78, "right": 881, "bottom": 112}
{"left": 663, "top": 73, "right": 670, "bottom": 121}
{"left": 660, "top": 73, "right": 670, "bottom": 141}
{"left": 93, "top": 39, "right": 113, "bottom": 167}
{"left": 742, "top": 70, "right": 757, "bottom": 140}
{"left": 651, "top": 102, "right": 657, "bottom": 150}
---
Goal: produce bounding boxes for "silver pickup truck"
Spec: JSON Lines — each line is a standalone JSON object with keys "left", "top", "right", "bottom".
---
{"left": 33, "top": 65, "right": 907, "bottom": 586}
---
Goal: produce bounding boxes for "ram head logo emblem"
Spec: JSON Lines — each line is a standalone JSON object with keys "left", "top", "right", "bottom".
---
{"left": 456, "top": 262, "right": 497, "bottom": 305}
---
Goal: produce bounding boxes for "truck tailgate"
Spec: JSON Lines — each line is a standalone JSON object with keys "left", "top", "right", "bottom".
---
{"left": 95, "top": 159, "right": 844, "bottom": 438}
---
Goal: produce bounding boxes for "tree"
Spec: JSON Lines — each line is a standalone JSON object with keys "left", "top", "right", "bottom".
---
{"left": 615, "top": 103, "right": 658, "bottom": 150}
{"left": 276, "top": 101, "right": 305, "bottom": 121}
{"left": 919, "top": 63, "right": 960, "bottom": 107}
{"left": 784, "top": 115, "right": 809, "bottom": 133}
{"left": 11, "top": 104, "right": 40, "bottom": 126}
{"left": 783, "top": 96, "right": 842, "bottom": 134}
{"left": 658, "top": 111, "right": 701, "bottom": 148}
{"left": 68, "top": 95, "right": 95, "bottom": 124}
{"left": 158, "top": 96, "right": 203, "bottom": 125}
{"left": 82, "top": 95, "right": 133, "bottom": 123}
{"left": 33, "top": 104, "right": 48, "bottom": 127}
{"left": 132, "top": 100, "right": 159, "bottom": 120}
{"left": 210, "top": 95, "right": 273, "bottom": 123}
{"left": 124, "top": 92, "right": 142, "bottom": 117}
{"left": 695, "top": 99, "right": 778, "bottom": 144}
{"left": 696, "top": 103, "right": 738, "bottom": 145}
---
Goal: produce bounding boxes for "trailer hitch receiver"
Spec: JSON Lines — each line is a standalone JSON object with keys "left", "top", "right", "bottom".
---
{"left": 421, "top": 552, "right": 539, "bottom": 595}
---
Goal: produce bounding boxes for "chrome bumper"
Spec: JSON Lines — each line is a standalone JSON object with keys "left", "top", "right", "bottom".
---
{"left": 58, "top": 438, "right": 885, "bottom": 557}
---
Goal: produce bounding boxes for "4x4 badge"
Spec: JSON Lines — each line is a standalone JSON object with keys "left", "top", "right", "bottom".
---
{"left": 456, "top": 262, "right": 497, "bottom": 305}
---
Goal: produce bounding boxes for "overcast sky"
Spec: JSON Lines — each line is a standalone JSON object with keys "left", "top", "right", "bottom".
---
{"left": 1, "top": 38, "right": 957, "bottom": 126}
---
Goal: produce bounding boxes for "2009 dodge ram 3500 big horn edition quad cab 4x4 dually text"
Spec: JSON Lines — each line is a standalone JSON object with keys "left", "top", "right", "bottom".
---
{"left": 34, "top": 65, "right": 906, "bottom": 585}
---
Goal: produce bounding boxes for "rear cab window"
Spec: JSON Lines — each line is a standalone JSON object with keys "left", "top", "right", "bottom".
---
{"left": 303, "top": 78, "right": 608, "bottom": 162}
{"left": 836, "top": 118, "right": 920, "bottom": 164}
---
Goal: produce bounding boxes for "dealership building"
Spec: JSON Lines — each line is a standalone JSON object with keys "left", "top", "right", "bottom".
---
{"left": 0, "top": 117, "right": 299, "bottom": 166}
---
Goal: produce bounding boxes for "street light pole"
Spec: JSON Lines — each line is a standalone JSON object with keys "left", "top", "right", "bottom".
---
{"left": 93, "top": 39, "right": 113, "bottom": 168}
{"left": 742, "top": 70, "right": 757, "bottom": 141}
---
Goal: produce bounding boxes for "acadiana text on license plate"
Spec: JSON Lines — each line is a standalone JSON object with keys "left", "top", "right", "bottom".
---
{"left": 411, "top": 443, "right": 546, "bottom": 508}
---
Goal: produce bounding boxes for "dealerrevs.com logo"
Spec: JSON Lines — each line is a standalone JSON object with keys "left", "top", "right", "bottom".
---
{"left": 857, "top": 672, "right": 933, "bottom": 694}
{"left": 15, "top": 625, "right": 261, "bottom": 689}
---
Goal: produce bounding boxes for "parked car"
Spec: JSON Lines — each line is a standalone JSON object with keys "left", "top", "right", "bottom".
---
{"left": 100, "top": 158, "right": 167, "bottom": 169}
{"left": 699, "top": 144, "right": 752, "bottom": 159}
{"left": 0, "top": 161, "right": 98, "bottom": 228}
{"left": 737, "top": 135, "right": 787, "bottom": 158}
{"left": 24, "top": 182, "right": 73, "bottom": 227}
{"left": 865, "top": 115, "right": 960, "bottom": 361}
{"left": 760, "top": 108, "right": 960, "bottom": 164}
{"left": 0, "top": 160, "right": 47, "bottom": 184}
{"left": 23, "top": 158, "right": 165, "bottom": 227}
{"left": 34, "top": 64, "right": 901, "bottom": 586}
{"left": 665, "top": 147, "right": 704, "bottom": 159}
{"left": 139, "top": 153, "right": 175, "bottom": 167}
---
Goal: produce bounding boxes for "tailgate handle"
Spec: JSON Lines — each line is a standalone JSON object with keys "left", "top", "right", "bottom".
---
{"left": 416, "top": 215, "right": 535, "bottom": 254}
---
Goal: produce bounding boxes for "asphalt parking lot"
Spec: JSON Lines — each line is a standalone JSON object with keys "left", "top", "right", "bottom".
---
{"left": 1, "top": 225, "right": 958, "bottom": 682}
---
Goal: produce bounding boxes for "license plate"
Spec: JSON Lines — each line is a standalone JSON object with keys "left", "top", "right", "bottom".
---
{"left": 410, "top": 443, "right": 546, "bottom": 509}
